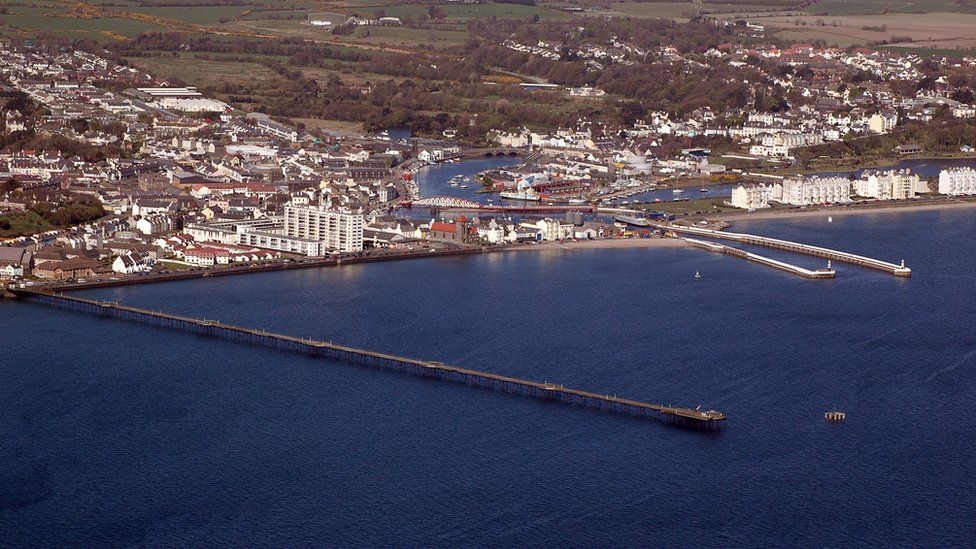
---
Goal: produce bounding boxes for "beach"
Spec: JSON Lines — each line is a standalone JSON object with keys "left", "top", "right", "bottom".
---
{"left": 502, "top": 238, "right": 687, "bottom": 252}
{"left": 708, "top": 198, "right": 976, "bottom": 225}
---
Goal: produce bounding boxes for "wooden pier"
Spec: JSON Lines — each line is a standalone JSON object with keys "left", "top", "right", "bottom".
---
{"left": 13, "top": 289, "right": 726, "bottom": 430}
{"left": 661, "top": 224, "right": 911, "bottom": 277}
{"left": 684, "top": 238, "right": 835, "bottom": 279}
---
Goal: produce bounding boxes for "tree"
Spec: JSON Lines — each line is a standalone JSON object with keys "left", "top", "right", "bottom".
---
{"left": 428, "top": 5, "right": 446, "bottom": 20}
{"left": 0, "top": 178, "right": 18, "bottom": 195}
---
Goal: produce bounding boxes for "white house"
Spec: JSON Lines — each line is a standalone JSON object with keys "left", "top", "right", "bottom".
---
{"left": 730, "top": 184, "right": 774, "bottom": 209}
{"left": 111, "top": 252, "right": 153, "bottom": 274}
{"left": 0, "top": 263, "right": 24, "bottom": 279}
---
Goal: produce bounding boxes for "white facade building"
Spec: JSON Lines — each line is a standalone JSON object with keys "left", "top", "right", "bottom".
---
{"left": 284, "top": 205, "right": 364, "bottom": 252}
{"left": 778, "top": 176, "right": 852, "bottom": 206}
{"left": 157, "top": 97, "right": 229, "bottom": 113}
{"left": 853, "top": 169, "right": 918, "bottom": 200}
{"left": 730, "top": 184, "right": 774, "bottom": 209}
{"left": 868, "top": 111, "right": 898, "bottom": 134}
{"left": 939, "top": 167, "right": 976, "bottom": 196}
{"left": 238, "top": 230, "right": 326, "bottom": 256}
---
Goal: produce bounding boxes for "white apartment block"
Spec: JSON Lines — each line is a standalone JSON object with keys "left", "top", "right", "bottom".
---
{"left": 854, "top": 169, "right": 918, "bottom": 200}
{"left": 868, "top": 111, "right": 898, "bottom": 134}
{"left": 730, "top": 184, "right": 774, "bottom": 209}
{"left": 238, "top": 230, "right": 326, "bottom": 256}
{"left": 938, "top": 167, "right": 976, "bottom": 196}
{"left": 284, "top": 205, "right": 364, "bottom": 252}
{"left": 778, "top": 176, "right": 852, "bottom": 206}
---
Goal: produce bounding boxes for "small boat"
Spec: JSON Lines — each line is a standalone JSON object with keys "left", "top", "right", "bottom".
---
{"left": 460, "top": 184, "right": 468, "bottom": 189}
{"left": 700, "top": 187, "right": 708, "bottom": 192}
{"left": 825, "top": 410, "right": 846, "bottom": 422}
{"left": 695, "top": 271, "right": 701, "bottom": 279}
{"left": 827, "top": 216, "right": 833, "bottom": 223}
{"left": 673, "top": 188, "right": 684, "bottom": 194}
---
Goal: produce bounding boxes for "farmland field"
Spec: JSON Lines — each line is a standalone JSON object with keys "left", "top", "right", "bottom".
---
{"left": 123, "top": 6, "right": 250, "bottom": 24}
{"left": 127, "top": 56, "right": 281, "bottom": 86}
{"left": 596, "top": 2, "right": 796, "bottom": 19}
{"left": 0, "top": 10, "right": 168, "bottom": 40}
{"left": 806, "top": 0, "right": 976, "bottom": 15}
{"left": 755, "top": 12, "right": 976, "bottom": 49}
{"left": 291, "top": 117, "right": 364, "bottom": 135}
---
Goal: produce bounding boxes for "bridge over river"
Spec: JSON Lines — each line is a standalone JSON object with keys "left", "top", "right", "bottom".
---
{"left": 11, "top": 289, "right": 726, "bottom": 430}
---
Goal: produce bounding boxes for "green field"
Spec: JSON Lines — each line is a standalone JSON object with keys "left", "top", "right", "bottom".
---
{"left": 125, "top": 6, "right": 250, "bottom": 24}
{"left": 129, "top": 56, "right": 282, "bottom": 86}
{"left": 0, "top": 8, "right": 168, "bottom": 40}
{"left": 348, "top": 24, "right": 469, "bottom": 47}
{"left": 339, "top": 1, "right": 564, "bottom": 20}
{"left": 806, "top": 0, "right": 976, "bottom": 14}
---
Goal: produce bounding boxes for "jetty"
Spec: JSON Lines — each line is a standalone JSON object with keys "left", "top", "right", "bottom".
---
{"left": 11, "top": 288, "right": 726, "bottom": 430}
{"left": 661, "top": 224, "right": 910, "bottom": 277}
{"left": 684, "top": 238, "right": 835, "bottom": 279}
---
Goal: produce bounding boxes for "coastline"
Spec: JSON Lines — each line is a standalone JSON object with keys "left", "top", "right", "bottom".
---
{"left": 502, "top": 238, "right": 687, "bottom": 252}
{"left": 707, "top": 198, "right": 976, "bottom": 225}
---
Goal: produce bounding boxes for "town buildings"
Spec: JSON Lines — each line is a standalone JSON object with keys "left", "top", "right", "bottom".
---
{"left": 854, "top": 170, "right": 919, "bottom": 200}
{"left": 778, "top": 176, "right": 852, "bottom": 206}
{"left": 283, "top": 205, "right": 364, "bottom": 252}
{"left": 731, "top": 184, "right": 775, "bottom": 209}
{"left": 939, "top": 167, "right": 976, "bottom": 196}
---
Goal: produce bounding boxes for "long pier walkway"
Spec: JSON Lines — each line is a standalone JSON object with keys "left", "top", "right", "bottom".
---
{"left": 661, "top": 224, "right": 911, "bottom": 277}
{"left": 684, "top": 238, "right": 835, "bottom": 279}
{"left": 13, "top": 289, "right": 726, "bottom": 429}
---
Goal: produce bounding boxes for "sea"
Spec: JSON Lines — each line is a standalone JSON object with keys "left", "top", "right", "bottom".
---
{"left": 2, "top": 163, "right": 976, "bottom": 546}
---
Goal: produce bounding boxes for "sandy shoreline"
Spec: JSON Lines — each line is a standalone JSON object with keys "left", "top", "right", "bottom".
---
{"left": 500, "top": 238, "right": 687, "bottom": 252}
{"left": 709, "top": 199, "right": 976, "bottom": 225}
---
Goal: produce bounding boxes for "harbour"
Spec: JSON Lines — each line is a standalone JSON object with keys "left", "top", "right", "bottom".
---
{"left": 3, "top": 209, "right": 975, "bottom": 545}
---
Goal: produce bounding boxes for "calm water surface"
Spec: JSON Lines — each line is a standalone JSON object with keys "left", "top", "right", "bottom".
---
{"left": 2, "top": 208, "right": 975, "bottom": 546}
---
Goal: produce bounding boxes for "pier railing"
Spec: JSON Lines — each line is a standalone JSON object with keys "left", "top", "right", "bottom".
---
{"left": 15, "top": 289, "right": 726, "bottom": 430}
{"left": 684, "top": 238, "right": 835, "bottom": 279}
{"left": 662, "top": 224, "right": 910, "bottom": 277}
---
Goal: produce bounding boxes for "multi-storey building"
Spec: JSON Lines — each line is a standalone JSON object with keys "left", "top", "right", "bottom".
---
{"left": 284, "top": 205, "right": 364, "bottom": 252}
{"left": 777, "top": 176, "right": 852, "bottom": 206}
{"left": 939, "top": 167, "right": 976, "bottom": 196}
{"left": 730, "top": 184, "right": 774, "bottom": 209}
{"left": 854, "top": 169, "right": 918, "bottom": 200}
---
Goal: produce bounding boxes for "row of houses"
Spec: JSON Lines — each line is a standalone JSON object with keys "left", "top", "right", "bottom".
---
{"left": 730, "top": 169, "right": 925, "bottom": 209}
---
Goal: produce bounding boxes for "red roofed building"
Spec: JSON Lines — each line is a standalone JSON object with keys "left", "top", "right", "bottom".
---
{"left": 429, "top": 221, "right": 465, "bottom": 242}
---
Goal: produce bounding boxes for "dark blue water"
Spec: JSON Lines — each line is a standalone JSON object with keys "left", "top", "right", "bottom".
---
{"left": 3, "top": 208, "right": 976, "bottom": 546}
